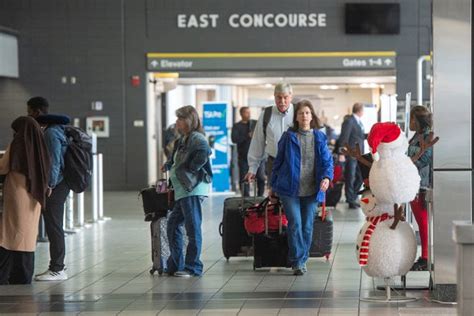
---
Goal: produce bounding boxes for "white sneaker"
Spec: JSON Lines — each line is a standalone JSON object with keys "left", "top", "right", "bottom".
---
{"left": 34, "top": 269, "right": 68, "bottom": 281}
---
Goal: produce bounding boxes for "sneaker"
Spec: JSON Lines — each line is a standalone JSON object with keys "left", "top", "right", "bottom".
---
{"left": 293, "top": 268, "right": 304, "bottom": 276}
{"left": 302, "top": 263, "right": 307, "bottom": 273}
{"left": 34, "top": 269, "right": 68, "bottom": 281}
{"left": 410, "top": 257, "right": 428, "bottom": 271}
{"left": 173, "top": 270, "right": 192, "bottom": 278}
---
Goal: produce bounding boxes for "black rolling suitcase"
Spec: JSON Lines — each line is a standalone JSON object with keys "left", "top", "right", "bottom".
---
{"left": 309, "top": 199, "right": 333, "bottom": 259}
{"left": 219, "top": 184, "right": 264, "bottom": 260}
{"left": 253, "top": 201, "right": 290, "bottom": 270}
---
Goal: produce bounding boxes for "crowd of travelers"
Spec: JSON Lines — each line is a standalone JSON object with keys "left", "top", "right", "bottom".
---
{"left": 0, "top": 83, "right": 433, "bottom": 282}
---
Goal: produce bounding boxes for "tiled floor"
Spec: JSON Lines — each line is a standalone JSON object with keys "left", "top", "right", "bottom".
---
{"left": 0, "top": 192, "right": 457, "bottom": 315}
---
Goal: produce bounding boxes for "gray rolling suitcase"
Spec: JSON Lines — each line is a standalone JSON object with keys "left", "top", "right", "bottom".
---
{"left": 150, "top": 215, "right": 170, "bottom": 275}
{"left": 149, "top": 213, "right": 188, "bottom": 275}
{"left": 309, "top": 200, "right": 333, "bottom": 259}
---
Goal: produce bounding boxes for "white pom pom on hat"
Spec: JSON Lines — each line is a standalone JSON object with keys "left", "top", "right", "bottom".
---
{"left": 367, "top": 122, "right": 402, "bottom": 161}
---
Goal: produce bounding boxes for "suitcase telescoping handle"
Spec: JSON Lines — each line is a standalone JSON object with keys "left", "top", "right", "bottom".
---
{"left": 264, "top": 199, "right": 283, "bottom": 236}
{"left": 240, "top": 179, "right": 258, "bottom": 210}
{"left": 319, "top": 190, "right": 327, "bottom": 222}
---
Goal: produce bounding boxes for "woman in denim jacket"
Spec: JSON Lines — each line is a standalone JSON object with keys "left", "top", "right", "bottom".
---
{"left": 407, "top": 106, "right": 433, "bottom": 271}
{"left": 162, "top": 105, "right": 212, "bottom": 277}
{"left": 270, "top": 100, "right": 333, "bottom": 275}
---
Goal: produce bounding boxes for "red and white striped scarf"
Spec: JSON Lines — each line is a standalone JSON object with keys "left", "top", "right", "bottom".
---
{"left": 358, "top": 213, "right": 394, "bottom": 266}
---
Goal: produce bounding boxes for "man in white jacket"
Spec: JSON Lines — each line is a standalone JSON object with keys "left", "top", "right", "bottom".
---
{"left": 244, "top": 82, "right": 294, "bottom": 189}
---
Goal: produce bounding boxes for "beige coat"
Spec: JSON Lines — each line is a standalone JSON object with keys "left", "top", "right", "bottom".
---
{"left": 0, "top": 146, "right": 41, "bottom": 252}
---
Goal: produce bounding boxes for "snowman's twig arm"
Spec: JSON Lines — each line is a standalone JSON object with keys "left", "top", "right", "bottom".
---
{"left": 341, "top": 143, "right": 372, "bottom": 168}
{"left": 411, "top": 132, "right": 440, "bottom": 163}
{"left": 390, "top": 204, "right": 405, "bottom": 230}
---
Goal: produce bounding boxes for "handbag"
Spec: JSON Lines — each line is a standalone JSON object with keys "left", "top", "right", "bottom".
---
{"left": 243, "top": 197, "right": 288, "bottom": 235}
{"left": 140, "top": 178, "right": 174, "bottom": 217}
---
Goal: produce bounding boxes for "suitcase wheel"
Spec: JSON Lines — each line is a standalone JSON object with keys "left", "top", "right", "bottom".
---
{"left": 324, "top": 253, "right": 330, "bottom": 260}
{"left": 149, "top": 268, "right": 156, "bottom": 275}
{"left": 225, "top": 256, "right": 230, "bottom": 262}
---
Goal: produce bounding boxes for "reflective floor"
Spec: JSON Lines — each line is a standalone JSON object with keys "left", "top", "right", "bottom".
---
{"left": 0, "top": 192, "right": 456, "bottom": 315}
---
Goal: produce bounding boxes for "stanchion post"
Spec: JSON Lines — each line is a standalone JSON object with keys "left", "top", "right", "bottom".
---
{"left": 76, "top": 192, "right": 86, "bottom": 228}
{"left": 97, "top": 153, "right": 111, "bottom": 221}
{"left": 90, "top": 133, "right": 98, "bottom": 223}
{"left": 64, "top": 190, "right": 77, "bottom": 234}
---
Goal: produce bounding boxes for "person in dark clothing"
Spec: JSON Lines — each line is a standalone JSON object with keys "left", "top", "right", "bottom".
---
{"left": 338, "top": 103, "right": 365, "bottom": 209}
{"left": 231, "top": 107, "right": 265, "bottom": 196}
{"left": 34, "top": 114, "right": 71, "bottom": 281}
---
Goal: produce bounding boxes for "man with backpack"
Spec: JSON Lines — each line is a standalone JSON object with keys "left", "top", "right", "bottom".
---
{"left": 244, "top": 82, "right": 294, "bottom": 189}
{"left": 33, "top": 114, "right": 71, "bottom": 281}
{"left": 27, "top": 96, "right": 50, "bottom": 118}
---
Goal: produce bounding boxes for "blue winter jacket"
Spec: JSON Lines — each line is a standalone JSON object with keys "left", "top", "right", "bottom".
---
{"left": 271, "top": 129, "right": 334, "bottom": 197}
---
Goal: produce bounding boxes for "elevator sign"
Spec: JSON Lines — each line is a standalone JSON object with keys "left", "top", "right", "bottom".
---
{"left": 146, "top": 52, "right": 396, "bottom": 71}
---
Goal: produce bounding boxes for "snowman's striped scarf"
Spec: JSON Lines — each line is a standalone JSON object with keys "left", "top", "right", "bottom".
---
{"left": 359, "top": 213, "right": 394, "bottom": 266}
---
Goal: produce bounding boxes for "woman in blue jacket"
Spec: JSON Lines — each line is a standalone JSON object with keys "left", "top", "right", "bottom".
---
{"left": 270, "top": 100, "right": 333, "bottom": 275}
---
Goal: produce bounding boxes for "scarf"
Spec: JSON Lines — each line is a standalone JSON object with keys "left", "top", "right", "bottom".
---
{"left": 358, "top": 213, "right": 394, "bottom": 266}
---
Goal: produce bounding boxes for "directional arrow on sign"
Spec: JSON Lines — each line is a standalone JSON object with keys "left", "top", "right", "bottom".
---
{"left": 384, "top": 58, "right": 392, "bottom": 66}
{"left": 150, "top": 60, "right": 159, "bottom": 68}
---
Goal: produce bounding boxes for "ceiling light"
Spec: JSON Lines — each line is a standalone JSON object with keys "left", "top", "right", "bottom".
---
{"left": 320, "top": 85, "right": 339, "bottom": 90}
{"left": 360, "top": 83, "right": 378, "bottom": 88}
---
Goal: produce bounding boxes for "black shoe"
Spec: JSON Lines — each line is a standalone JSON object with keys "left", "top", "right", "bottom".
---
{"left": 348, "top": 202, "right": 360, "bottom": 209}
{"left": 410, "top": 257, "right": 428, "bottom": 271}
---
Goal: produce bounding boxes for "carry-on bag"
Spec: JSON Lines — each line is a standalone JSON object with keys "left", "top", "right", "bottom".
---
{"left": 140, "top": 178, "right": 174, "bottom": 217}
{"left": 219, "top": 182, "right": 264, "bottom": 260}
{"left": 252, "top": 199, "right": 290, "bottom": 269}
{"left": 243, "top": 198, "right": 288, "bottom": 235}
{"left": 309, "top": 196, "right": 333, "bottom": 259}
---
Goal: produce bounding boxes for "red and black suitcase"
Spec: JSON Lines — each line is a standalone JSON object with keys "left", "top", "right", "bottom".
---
{"left": 252, "top": 200, "right": 291, "bottom": 270}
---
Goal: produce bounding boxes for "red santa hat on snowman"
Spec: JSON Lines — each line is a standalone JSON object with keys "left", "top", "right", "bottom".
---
{"left": 367, "top": 122, "right": 403, "bottom": 161}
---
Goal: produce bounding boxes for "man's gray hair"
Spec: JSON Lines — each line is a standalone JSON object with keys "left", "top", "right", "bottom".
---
{"left": 274, "top": 82, "right": 293, "bottom": 95}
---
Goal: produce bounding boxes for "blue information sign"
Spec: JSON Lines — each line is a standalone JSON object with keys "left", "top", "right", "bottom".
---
{"left": 202, "top": 102, "right": 230, "bottom": 192}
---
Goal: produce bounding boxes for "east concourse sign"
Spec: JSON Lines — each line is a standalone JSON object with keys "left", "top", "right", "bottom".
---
{"left": 146, "top": 51, "right": 396, "bottom": 71}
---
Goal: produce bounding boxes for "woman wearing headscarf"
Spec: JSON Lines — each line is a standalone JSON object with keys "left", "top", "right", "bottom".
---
{"left": 0, "top": 116, "right": 51, "bottom": 284}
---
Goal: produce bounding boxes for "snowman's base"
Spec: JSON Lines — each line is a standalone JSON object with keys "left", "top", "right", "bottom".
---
{"left": 361, "top": 278, "right": 418, "bottom": 303}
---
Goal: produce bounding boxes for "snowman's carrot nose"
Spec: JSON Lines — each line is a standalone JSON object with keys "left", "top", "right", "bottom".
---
{"left": 361, "top": 198, "right": 370, "bottom": 204}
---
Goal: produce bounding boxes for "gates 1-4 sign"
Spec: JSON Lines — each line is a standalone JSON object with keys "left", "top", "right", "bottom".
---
{"left": 177, "top": 13, "right": 327, "bottom": 29}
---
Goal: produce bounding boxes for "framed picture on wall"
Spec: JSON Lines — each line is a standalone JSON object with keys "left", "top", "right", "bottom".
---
{"left": 86, "top": 116, "right": 109, "bottom": 138}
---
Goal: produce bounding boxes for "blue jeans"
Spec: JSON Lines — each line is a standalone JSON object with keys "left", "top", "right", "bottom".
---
{"left": 280, "top": 194, "right": 318, "bottom": 269}
{"left": 166, "top": 196, "right": 204, "bottom": 276}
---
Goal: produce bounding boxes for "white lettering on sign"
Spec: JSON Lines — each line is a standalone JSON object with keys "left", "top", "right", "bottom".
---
{"left": 160, "top": 60, "right": 193, "bottom": 68}
{"left": 204, "top": 111, "right": 224, "bottom": 119}
{"left": 177, "top": 14, "right": 219, "bottom": 28}
{"left": 178, "top": 13, "right": 327, "bottom": 29}
{"left": 342, "top": 58, "right": 367, "bottom": 67}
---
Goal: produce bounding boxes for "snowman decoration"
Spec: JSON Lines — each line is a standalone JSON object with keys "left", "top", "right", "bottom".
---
{"left": 355, "top": 122, "right": 420, "bottom": 278}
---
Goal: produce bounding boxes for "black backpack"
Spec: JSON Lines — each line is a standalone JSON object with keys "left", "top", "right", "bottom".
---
{"left": 63, "top": 126, "right": 93, "bottom": 193}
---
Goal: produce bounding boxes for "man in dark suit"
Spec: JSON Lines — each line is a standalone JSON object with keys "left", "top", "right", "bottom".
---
{"left": 338, "top": 103, "right": 365, "bottom": 209}
{"left": 231, "top": 107, "right": 265, "bottom": 196}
